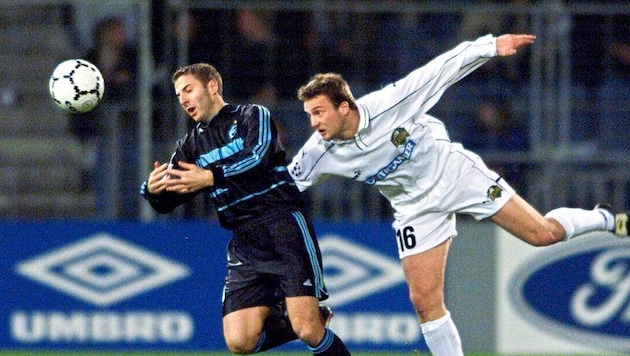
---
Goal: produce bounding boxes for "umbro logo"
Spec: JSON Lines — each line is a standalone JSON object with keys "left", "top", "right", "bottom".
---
{"left": 320, "top": 235, "right": 405, "bottom": 307}
{"left": 15, "top": 234, "right": 190, "bottom": 307}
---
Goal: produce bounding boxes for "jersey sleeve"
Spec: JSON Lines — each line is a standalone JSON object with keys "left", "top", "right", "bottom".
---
{"left": 360, "top": 34, "right": 497, "bottom": 119}
{"left": 288, "top": 133, "right": 330, "bottom": 192}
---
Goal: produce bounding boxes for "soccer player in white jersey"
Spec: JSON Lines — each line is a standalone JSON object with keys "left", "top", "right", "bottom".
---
{"left": 288, "top": 33, "right": 629, "bottom": 355}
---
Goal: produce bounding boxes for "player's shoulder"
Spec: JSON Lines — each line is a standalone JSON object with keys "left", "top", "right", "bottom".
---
{"left": 235, "top": 103, "right": 272, "bottom": 122}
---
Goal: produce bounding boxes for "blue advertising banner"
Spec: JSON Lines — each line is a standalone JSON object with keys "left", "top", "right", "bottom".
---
{"left": 0, "top": 220, "right": 423, "bottom": 353}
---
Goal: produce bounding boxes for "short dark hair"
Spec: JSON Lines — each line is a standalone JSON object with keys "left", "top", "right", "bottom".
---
{"left": 172, "top": 63, "right": 223, "bottom": 96}
{"left": 297, "top": 73, "right": 357, "bottom": 110}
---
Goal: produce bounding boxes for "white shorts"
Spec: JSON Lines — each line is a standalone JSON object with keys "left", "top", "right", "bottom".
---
{"left": 392, "top": 143, "right": 515, "bottom": 259}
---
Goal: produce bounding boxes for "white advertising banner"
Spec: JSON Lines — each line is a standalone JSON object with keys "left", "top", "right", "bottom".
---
{"left": 496, "top": 227, "right": 628, "bottom": 354}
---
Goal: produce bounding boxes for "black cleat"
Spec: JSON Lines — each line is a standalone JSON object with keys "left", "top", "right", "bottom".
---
{"left": 319, "top": 304, "right": 334, "bottom": 327}
{"left": 595, "top": 203, "right": 629, "bottom": 237}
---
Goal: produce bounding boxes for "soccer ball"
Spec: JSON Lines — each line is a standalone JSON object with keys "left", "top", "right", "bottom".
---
{"left": 49, "top": 59, "right": 105, "bottom": 114}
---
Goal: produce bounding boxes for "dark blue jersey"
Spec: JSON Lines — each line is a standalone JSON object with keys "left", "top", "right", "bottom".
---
{"left": 141, "top": 104, "right": 304, "bottom": 229}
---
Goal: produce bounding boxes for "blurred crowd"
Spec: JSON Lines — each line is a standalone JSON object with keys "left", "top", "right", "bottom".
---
{"left": 58, "top": 0, "right": 630, "bottom": 219}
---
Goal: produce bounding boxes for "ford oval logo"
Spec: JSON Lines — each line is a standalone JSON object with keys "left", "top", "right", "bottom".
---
{"left": 509, "top": 236, "right": 630, "bottom": 352}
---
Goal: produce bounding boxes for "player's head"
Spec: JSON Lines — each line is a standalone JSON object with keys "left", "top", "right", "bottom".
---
{"left": 172, "top": 63, "right": 223, "bottom": 96}
{"left": 298, "top": 73, "right": 359, "bottom": 141}
{"left": 297, "top": 73, "right": 357, "bottom": 110}
{"left": 173, "top": 63, "right": 225, "bottom": 122}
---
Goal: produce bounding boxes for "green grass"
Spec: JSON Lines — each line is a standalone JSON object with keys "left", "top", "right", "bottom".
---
{"left": 0, "top": 350, "right": 492, "bottom": 356}
{"left": 0, "top": 353, "right": 434, "bottom": 356}
{"left": 0, "top": 352, "right": 602, "bottom": 356}
{"left": 0, "top": 352, "right": 477, "bottom": 356}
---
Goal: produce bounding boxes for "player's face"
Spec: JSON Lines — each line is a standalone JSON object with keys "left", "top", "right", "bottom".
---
{"left": 303, "top": 94, "right": 348, "bottom": 141}
{"left": 174, "top": 74, "right": 215, "bottom": 122}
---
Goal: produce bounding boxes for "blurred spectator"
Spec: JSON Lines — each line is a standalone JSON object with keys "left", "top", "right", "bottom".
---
{"left": 462, "top": 96, "right": 528, "bottom": 191}
{"left": 433, "top": 1, "right": 529, "bottom": 144}
{"left": 463, "top": 97, "right": 527, "bottom": 152}
{"left": 598, "top": 15, "right": 630, "bottom": 151}
{"left": 226, "top": 9, "right": 278, "bottom": 104}
{"left": 152, "top": 8, "right": 223, "bottom": 142}
{"left": 304, "top": 11, "right": 367, "bottom": 96}
{"left": 69, "top": 17, "right": 137, "bottom": 143}
{"left": 69, "top": 16, "right": 139, "bottom": 219}
{"left": 273, "top": 10, "right": 312, "bottom": 100}
{"left": 458, "top": 0, "right": 532, "bottom": 85}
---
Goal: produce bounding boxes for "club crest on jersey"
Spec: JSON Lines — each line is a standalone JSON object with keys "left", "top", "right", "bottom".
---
{"left": 391, "top": 127, "right": 409, "bottom": 147}
{"left": 487, "top": 185, "right": 503, "bottom": 201}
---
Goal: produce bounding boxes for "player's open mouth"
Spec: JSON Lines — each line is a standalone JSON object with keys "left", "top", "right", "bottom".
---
{"left": 186, "top": 107, "right": 196, "bottom": 115}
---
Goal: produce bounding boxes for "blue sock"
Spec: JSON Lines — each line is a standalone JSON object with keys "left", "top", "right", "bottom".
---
{"left": 308, "top": 328, "right": 334, "bottom": 354}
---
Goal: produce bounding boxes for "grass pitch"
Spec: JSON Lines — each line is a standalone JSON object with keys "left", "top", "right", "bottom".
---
{"left": 0, "top": 352, "right": 478, "bottom": 356}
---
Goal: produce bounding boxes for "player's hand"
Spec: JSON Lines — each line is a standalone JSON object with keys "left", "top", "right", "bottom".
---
{"left": 164, "top": 161, "right": 215, "bottom": 194}
{"left": 146, "top": 161, "right": 169, "bottom": 194}
{"left": 496, "top": 34, "right": 536, "bottom": 56}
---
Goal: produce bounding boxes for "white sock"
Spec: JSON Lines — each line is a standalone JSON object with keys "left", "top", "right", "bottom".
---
{"left": 544, "top": 207, "right": 611, "bottom": 240}
{"left": 420, "top": 311, "right": 463, "bottom": 356}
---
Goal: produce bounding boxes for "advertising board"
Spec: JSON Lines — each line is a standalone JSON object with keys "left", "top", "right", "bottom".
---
{"left": 497, "top": 228, "right": 630, "bottom": 354}
{"left": 1, "top": 220, "right": 424, "bottom": 352}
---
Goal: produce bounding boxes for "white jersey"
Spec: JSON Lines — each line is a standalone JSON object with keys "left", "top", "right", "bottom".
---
{"left": 289, "top": 34, "right": 498, "bottom": 211}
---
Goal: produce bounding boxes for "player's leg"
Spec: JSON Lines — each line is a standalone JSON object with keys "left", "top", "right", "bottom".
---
{"left": 489, "top": 194, "right": 615, "bottom": 244}
{"left": 223, "top": 306, "right": 269, "bottom": 354}
{"left": 401, "top": 238, "right": 463, "bottom": 356}
{"left": 275, "top": 211, "right": 350, "bottom": 355}
{"left": 222, "top": 225, "right": 299, "bottom": 354}
{"left": 446, "top": 144, "right": 619, "bottom": 244}
{"left": 285, "top": 295, "right": 349, "bottom": 355}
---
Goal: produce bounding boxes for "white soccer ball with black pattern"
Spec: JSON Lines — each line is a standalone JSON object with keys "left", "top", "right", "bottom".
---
{"left": 49, "top": 59, "right": 105, "bottom": 114}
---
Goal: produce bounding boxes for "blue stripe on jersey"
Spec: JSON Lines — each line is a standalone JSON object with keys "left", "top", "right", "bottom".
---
{"left": 215, "top": 180, "right": 289, "bottom": 212}
{"left": 224, "top": 105, "right": 272, "bottom": 177}
{"left": 209, "top": 187, "right": 229, "bottom": 198}
{"left": 211, "top": 168, "right": 294, "bottom": 201}
{"left": 292, "top": 211, "right": 324, "bottom": 299}
{"left": 196, "top": 138, "right": 245, "bottom": 167}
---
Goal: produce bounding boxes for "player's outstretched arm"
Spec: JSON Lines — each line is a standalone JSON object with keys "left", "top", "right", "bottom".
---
{"left": 496, "top": 34, "right": 536, "bottom": 56}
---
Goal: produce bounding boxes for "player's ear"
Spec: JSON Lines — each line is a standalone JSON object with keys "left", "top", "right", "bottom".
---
{"left": 207, "top": 78, "right": 218, "bottom": 94}
{"left": 339, "top": 101, "right": 350, "bottom": 115}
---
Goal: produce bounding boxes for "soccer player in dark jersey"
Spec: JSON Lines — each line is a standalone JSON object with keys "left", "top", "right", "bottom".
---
{"left": 140, "top": 63, "right": 350, "bottom": 355}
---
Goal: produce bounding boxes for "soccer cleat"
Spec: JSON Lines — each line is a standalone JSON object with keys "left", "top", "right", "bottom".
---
{"left": 319, "top": 304, "right": 334, "bottom": 328}
{"left": 595, "top": 203, "right": 629, "bottom": 237}
{"left": 275, "top": 299, "right": 333, "bottom": 327}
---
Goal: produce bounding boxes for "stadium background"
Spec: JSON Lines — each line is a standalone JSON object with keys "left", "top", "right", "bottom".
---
{"left": 1, "top": 0, "right": 629, "bottom": 354}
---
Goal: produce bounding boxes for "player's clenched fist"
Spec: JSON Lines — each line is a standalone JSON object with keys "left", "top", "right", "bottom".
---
{"left": 496, "top": 34, "right": 536, "bottom": 56}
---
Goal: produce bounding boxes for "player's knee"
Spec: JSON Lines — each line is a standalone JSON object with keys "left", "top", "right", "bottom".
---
{"left": 408, "top": 290, "right": 445, "bottom": 322}
{"left": 293, "top": 322, "right": 325, "bottom": 347}
{"left": 224, "top": 335, "right": 258, "bottom": 354}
